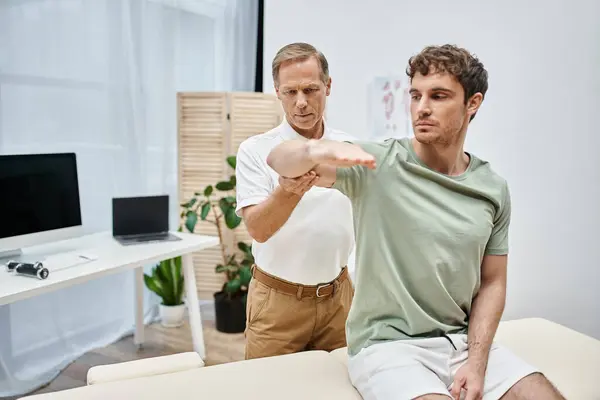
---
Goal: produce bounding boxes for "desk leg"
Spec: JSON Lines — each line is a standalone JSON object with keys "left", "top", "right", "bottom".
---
{"left": 182, "top": 253, "right": 205, "bottom": 359}
{"left": 0, "top": 305, "right": 13, "bottom": 382}
{"left": 134, "top": 266, "right": 145, "bottom": 349}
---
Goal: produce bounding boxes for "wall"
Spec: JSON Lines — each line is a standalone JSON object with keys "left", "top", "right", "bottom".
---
{"left": 263, "top": 0, "right": 600, "bottom": 339}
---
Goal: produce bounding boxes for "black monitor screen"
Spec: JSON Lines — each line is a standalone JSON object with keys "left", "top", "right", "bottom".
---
{"left": 0, "top": 153, "right": 82, "bottom": 239}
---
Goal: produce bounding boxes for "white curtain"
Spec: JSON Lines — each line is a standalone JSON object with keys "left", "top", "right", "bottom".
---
{"left": 0, "top": 0, "right": 258, "bottom": 396}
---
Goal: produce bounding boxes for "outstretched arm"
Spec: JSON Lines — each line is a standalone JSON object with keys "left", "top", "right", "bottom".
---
{"left": 266, "top": 139, "right": 377, "bottom": 186}
{"left": 265, "top": 140, "right": 320, "bottom": 179}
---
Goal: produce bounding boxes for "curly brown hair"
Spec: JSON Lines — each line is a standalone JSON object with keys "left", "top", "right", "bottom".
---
{"left": 406, "top": 44, "right": 488, "bottom": 120}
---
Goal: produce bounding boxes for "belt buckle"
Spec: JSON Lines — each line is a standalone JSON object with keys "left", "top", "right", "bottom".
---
{"left": 316, "top": 284, "right": 330, "bottom": 297}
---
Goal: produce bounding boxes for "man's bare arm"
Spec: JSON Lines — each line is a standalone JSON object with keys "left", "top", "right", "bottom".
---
{"left": 266, "top": 139, "right": 377, "bottom": 182}
{"left": 240, "top": 173, "right": 317, "bottom": 243}
{"left": 265, "top": 140, "right": 319, "bottom": 179}
{"left": 467, "top": 254, "right": 508, "bottom": 373}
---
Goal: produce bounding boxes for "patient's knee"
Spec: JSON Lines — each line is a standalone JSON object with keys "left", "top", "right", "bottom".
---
{"left": 413, "top": 394, "right": 451, "bottom": 400}
{"left": 502, "top": 372, "right": 565, "bottom": 400}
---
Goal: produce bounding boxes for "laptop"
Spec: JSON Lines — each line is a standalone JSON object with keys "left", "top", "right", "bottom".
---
{"left": 112, "top": 195, "right": 181, "bottom": 245}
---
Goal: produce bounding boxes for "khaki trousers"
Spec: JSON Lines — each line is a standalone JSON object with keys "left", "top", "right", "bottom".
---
{"left": 244, "top": 265, "right": 354, "bottom": 360}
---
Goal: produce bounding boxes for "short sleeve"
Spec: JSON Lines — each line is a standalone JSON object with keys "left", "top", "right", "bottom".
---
{"left": 333, "top": 165, "right": 365, "bottom": 199}
{"left": 485, "top": 182, "right": 511, "bottom": 255}
{"left": 332, "top": 140, "right": 389, "bottom": 199}
{"left": 235, "top": 141, "right": 273, "bottom": 216}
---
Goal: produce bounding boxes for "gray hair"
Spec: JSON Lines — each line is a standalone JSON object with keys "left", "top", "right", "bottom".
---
{"left": 272, "top": 42, "right": 330, "bottom": 88}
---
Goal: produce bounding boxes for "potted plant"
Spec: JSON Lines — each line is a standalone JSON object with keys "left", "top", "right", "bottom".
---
{"left": 180, "top": 155, "right": 254, "bottom": 333}
{"left": 143, "top": 257, "right": 186, "bottom": 327}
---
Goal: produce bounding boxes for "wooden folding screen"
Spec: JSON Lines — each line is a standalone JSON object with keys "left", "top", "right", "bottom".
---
{"left": 177, "top": 92, "right": 283, "bottom": 300}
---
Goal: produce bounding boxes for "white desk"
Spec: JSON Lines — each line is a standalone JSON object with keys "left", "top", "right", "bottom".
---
{"left": 0, "top": 231, "right": 219, "bottom": 360}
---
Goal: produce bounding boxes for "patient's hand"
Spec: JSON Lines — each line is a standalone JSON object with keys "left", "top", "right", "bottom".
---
{"left": 278, "top": 171, "right": 319, "bottom": 196}
{"left": 451, "top": 362, "right": 484, "bottom": 400}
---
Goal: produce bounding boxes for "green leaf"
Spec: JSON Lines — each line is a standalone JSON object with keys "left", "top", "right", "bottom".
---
{"left": 156, "top": 262, "right": 175, "bottom": 305}
{"left": 144, "top": 274, "right": 164, "bottom": 298}
{"left": 172, "top": 257, "right": 183, "bottom": 303}
{"left": 229, "top": 175, "right": 236, "bottom": 186}
{"left": 225, "top": 207, "right": 241, "bottom": 229}
{"left": 185, "top": 211, "right": 198, "bottom": 232}
{"left": 227, "top": 254, "right": 237, "bottom": 265}
{"left": 200, "top": 202, "right": 211, "bottom": 220}
{"left": 174, "top": 279, "right": 185, "bottom": 306}
{"left": 156, "top": 262, "right": 169, "bottom": 282}
{"left": 237, "top": 242, "right": 250, "bottom": 252}
{"left": 203, "top": 185, "right": 213, "bottom": 197}
{"left": 215, "top": 181, "right": 234, "bottom": 191}
{"left": 216, "top": 264, "right": 238, "bottom": 273}
{"left": 145, "top": 259, "right": 186, "bottom": 306}
{"left": 223, "top": 196, "right": 236, "bottom": 205}
{"left": 241, "top": 258, "right": 253, "bottom": 267}
{"left": 181, "top": 198, "right": 197, "bottom": 209}
{"left": 226, "top": 155, "right": 236, "bottom": 170}
{"left": 225, "top": 277, "right": 242, "bottom": 294}
{"left": 239, "top": 265, "right": 252, "bottom": 287}
{"left": 218, "top": 198, "right": 230, "bottom": 215}
{"left": 176, "top": 277, "right": 184, "bottom": 305}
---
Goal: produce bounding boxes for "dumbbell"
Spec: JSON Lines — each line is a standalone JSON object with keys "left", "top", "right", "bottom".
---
{"left": 5, "top": 261, "right": 49, "bottom": 280}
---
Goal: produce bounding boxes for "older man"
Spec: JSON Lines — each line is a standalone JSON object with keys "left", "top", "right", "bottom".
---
{"left": 235, "top": 42, "right": 355, "bottom": 360}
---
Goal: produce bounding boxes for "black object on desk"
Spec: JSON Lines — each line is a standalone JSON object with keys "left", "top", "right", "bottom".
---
{"left": 6, "top": 261, "right": 49, "bottom": 280}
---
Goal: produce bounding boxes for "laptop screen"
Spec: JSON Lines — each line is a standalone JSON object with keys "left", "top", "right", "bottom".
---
{"left": 112, "top": 195, "right": 169, "bottom": 236}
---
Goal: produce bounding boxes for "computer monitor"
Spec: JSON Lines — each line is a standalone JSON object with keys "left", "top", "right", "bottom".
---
{"left": 0, "top": 152, "right": 83, "bottom": 258}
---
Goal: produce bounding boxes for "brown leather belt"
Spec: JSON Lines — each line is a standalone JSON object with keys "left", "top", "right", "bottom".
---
{"left": 251, "top": 265, "right": 348, "bottom": 299}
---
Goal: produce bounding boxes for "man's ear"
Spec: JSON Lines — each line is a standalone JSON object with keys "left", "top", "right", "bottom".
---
{"left": 325, "top": 77, "right": 332, "bottom": 96}
{"left": 467, "top": 92, "right": 483, "bottom": 118}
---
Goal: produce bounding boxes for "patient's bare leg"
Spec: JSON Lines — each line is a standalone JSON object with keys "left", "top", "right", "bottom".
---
{"left": 501, "top": 372, "right": 565, "bottom": 400}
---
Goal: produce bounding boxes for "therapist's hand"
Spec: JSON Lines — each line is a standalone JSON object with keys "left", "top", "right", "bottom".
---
{"left": 278, "top": 171, "right": 319, "bottom": 197}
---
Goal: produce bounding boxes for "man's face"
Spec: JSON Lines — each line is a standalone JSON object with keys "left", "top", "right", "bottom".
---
{"left": 275, "top": 56, "right": 330, "bottom": 132}
{"left": 409, "top": 71, "right": 480, "bottom": 145}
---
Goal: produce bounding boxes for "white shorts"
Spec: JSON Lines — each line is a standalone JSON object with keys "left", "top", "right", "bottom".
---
{"left": 348, "top": 334, "right": 539, "bottom": 400}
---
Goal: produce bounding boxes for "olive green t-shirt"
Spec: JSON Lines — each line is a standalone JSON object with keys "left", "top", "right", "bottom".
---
{"left": 332, "top": 137, "right": 511, "bottom": 357}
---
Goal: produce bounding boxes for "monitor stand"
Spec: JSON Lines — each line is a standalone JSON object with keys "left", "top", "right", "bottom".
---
{"left": 0, "top": 248, "right": 23, "bottom": 262}
{"left": 0, "top": 244, "right": 94, "bottom": 269}
{"left": 0, "top": 248, "right": 43, "bottom": 269}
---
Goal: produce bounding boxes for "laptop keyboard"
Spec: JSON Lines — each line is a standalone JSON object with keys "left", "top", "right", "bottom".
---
{"left": 129, "top": 233, "right": 168, "bottom": 241}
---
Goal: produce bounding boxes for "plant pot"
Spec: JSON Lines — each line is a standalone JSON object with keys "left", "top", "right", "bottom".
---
{"left": 214, "top": 291, "right": 247, "bottom": 333}
{"left": 159, "top": 303, "right": 186, "bottom": 328}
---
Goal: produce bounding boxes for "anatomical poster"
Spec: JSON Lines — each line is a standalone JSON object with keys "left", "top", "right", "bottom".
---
{"left": 366, "top": 75, "right": 412, "bottom": 141}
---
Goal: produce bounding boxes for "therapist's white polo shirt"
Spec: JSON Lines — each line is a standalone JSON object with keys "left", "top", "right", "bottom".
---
{"left": 235, "top": 119, "right": 355, "bottom": 286}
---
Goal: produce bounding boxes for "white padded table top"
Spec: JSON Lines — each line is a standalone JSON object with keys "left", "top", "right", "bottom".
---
{"left": 24, "top": 350, "right": 362, "bottom": 400}
{"left": 493, "top": 318, "right": 600, "bottom": 400}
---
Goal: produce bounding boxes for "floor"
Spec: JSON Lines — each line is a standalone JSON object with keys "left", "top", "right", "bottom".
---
{"left": 3, "top": 317, "right": 246, "bottom": 399}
